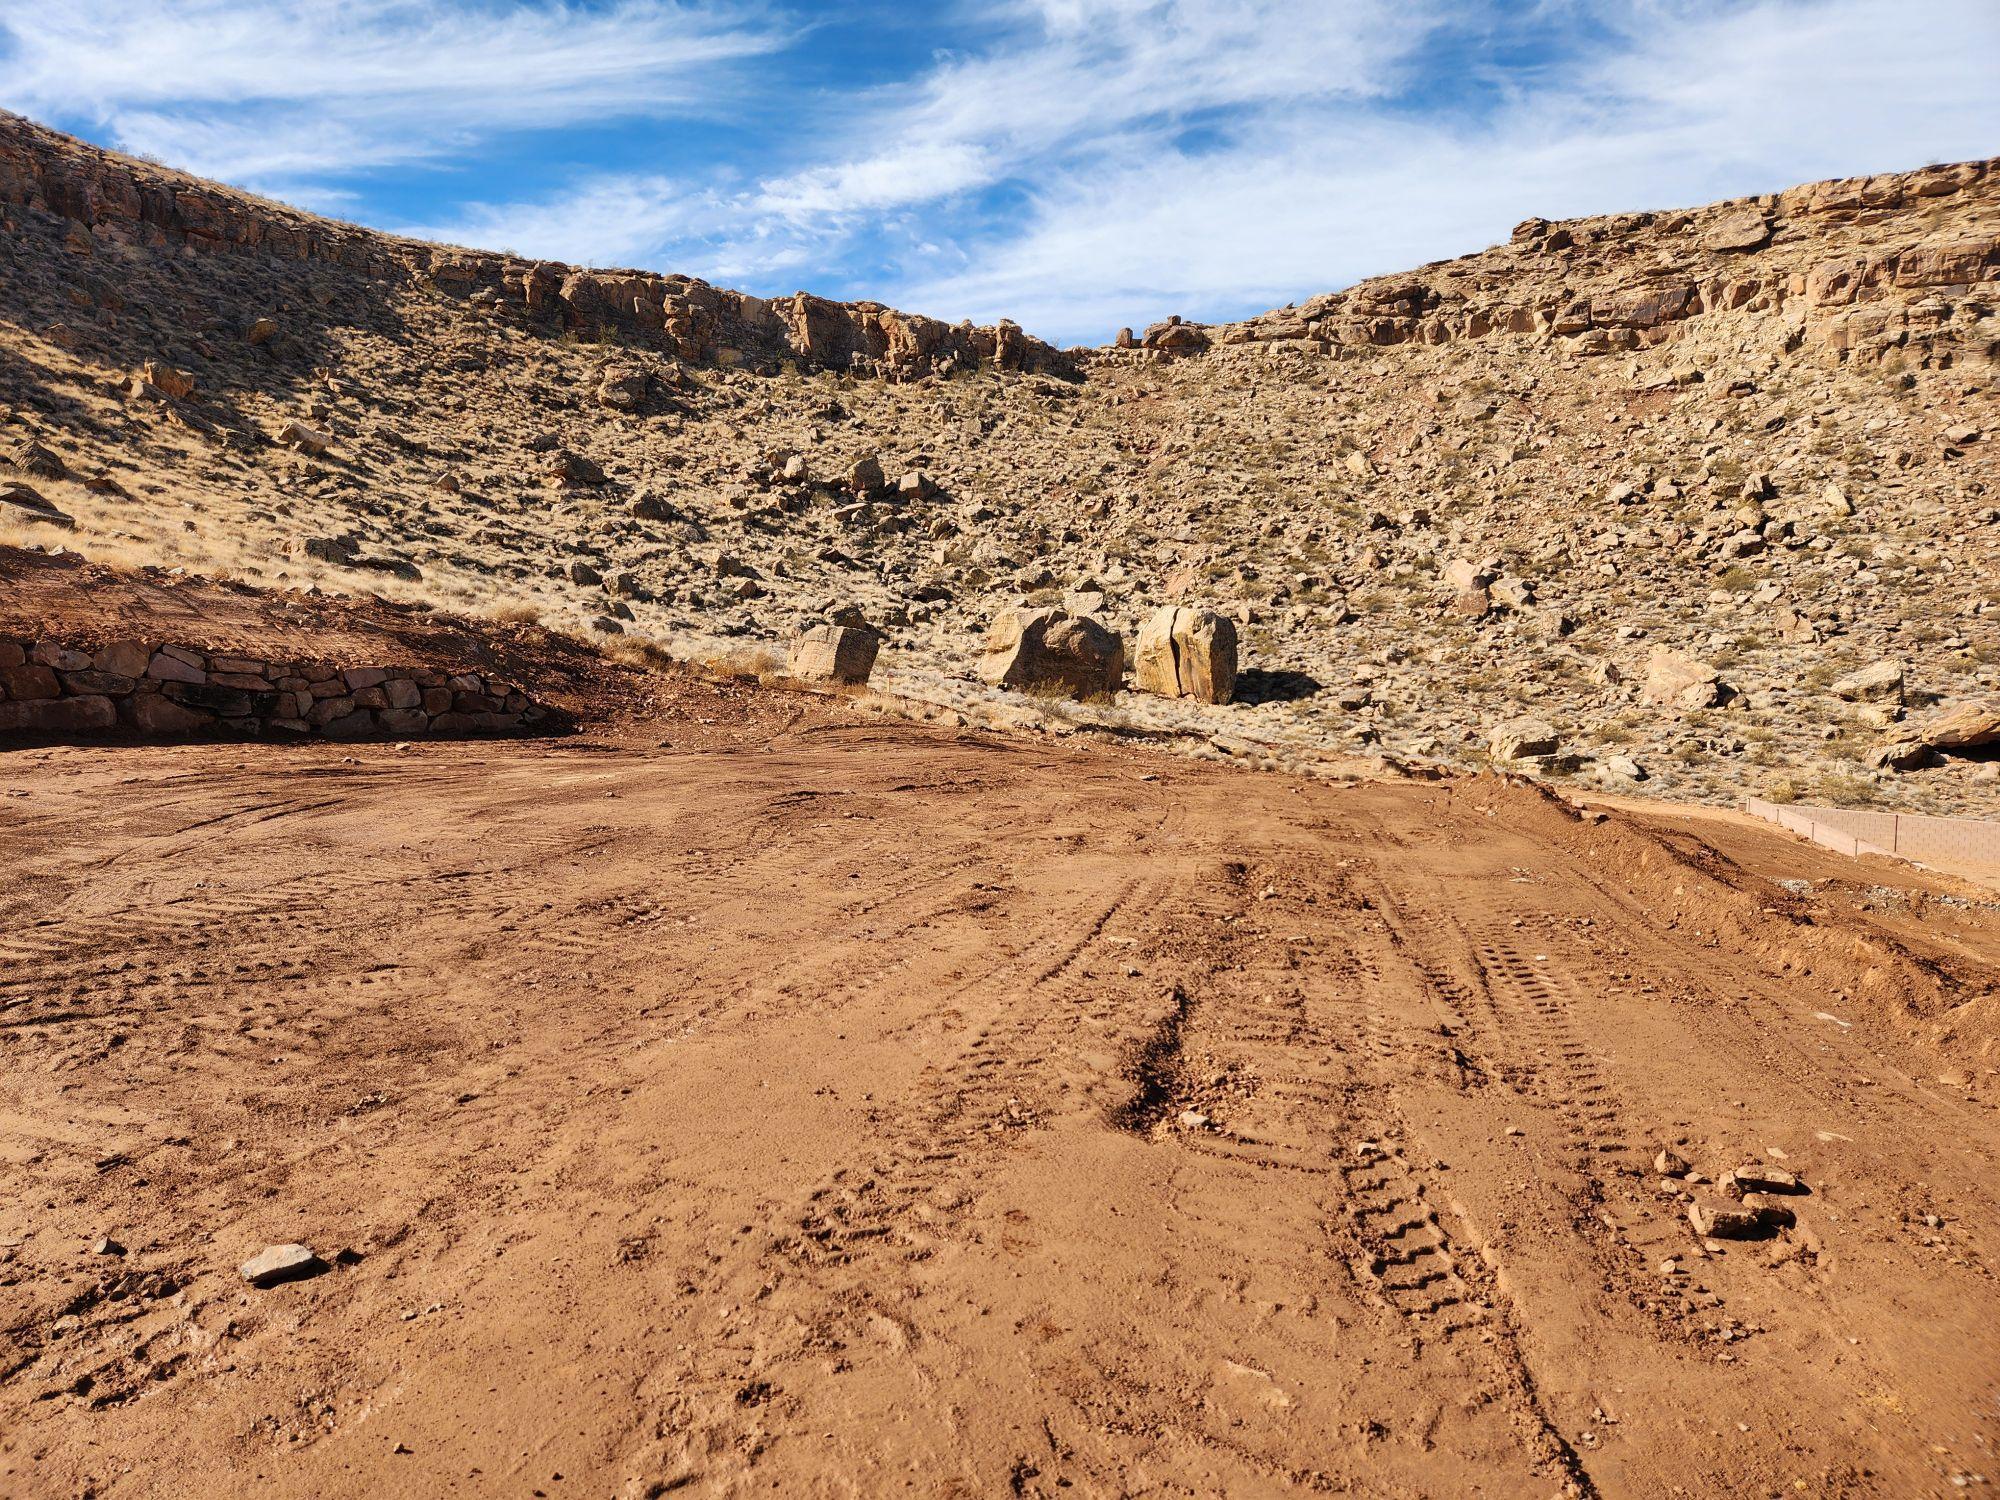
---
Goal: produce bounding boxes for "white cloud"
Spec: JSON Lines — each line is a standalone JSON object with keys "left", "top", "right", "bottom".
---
{"left": 885, "top": 0, "right": 2000, "bottom": 339}
{"left": 0, "top": 0, "right": 786, "bottom": 190}
{"left": 402, "top": 174, "right": 702, "bottom": 265}
{"left": 399, "top": 0, "right": 1449, "bottom": 296}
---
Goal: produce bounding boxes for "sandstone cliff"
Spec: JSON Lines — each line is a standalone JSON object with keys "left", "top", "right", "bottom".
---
{"left": 1130, "top": 158, "right": 1997, "bottom": 374}
{"left": 0, "top": 111, "right": 1066, "bottom": 381}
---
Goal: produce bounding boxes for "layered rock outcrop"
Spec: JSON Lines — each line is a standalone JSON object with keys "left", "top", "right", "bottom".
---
{"left": 1124, "top": 158, "right": 1998, "bottom": 371}
{"left": 0, "top": 112, "right": 1069, "bottom": 381}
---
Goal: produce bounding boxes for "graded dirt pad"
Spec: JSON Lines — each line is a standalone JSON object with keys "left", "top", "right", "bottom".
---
{"left": 3, "top": 716, "right": 1999, "bottom": 1498}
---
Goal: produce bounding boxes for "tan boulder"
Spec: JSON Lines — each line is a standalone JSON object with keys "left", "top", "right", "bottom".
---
{"left": 1642, "top": 647, "right": 1725, "bottom": 709}
{"left": 1916, "top": 700, "right": 2000, "bottom": 752}
{"left": 1830, "top": 659, "right": 1904, "bottom": 705}
{"left": 1489, "top": 717, "right": 1560, "bottom": 762}
{"left": 141, "top": 361, "right": 195, "bottom": 399}
{"left": 787, "top": 624, "right": 879, "bottom": 686}
{"left": 978, "top": 608, "right": 1123, "bottom": 700}
{"left": 1134, "top": 605, "right": 1238, "bottom": 704}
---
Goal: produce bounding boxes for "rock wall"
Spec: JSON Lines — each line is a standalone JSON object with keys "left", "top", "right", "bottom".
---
{"left": 0, "top": 111, "right": 1072, "bottom": 381}
{"left": 0, "top": 636, "right": 552, "bottom": 741}
{"left": 1127, "top": 158, "right": 1999, "bottom": 370}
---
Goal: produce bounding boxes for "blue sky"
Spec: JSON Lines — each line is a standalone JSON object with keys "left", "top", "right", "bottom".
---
{"left": 3, "top": 0, "right": 1995, "bottom": 344}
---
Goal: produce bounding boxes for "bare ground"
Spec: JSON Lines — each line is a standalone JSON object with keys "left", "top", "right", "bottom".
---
{"left": 3, "top": 709, "right": 1999, "bottom": 1498}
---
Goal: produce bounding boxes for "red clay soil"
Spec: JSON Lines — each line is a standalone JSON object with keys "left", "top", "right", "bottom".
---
{"left": 3, "top": 698, "right": 1999, "bottom": 1498}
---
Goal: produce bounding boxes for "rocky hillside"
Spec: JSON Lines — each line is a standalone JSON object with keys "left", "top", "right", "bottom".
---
{"left": 1, "top": 111, "right": 1994, "bottom": 810}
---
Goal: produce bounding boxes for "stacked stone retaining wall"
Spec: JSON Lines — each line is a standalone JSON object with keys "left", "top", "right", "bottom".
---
{"left": 0, "top": 635, "right": 551, "bottom": 741}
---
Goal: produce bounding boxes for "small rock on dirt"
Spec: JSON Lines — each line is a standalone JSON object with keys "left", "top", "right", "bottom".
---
{"left": 240, "top": 1243, "right": 326, "bottom": 1287}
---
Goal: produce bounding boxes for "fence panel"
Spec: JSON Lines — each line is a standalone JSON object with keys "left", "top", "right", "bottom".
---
{"left": 1741, "top": 799, "right": 2000, "bottom": 875}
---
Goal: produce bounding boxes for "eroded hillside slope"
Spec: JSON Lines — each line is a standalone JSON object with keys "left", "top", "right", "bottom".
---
{"left": 1, "top": 112, "right": 1994, "bottom": 809}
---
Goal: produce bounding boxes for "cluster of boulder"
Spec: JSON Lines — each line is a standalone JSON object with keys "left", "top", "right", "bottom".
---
{"left": 782, "top": 603, "right": 1240, "bottom": 707}
{"left": 0, "top": 636, "right": 548, "bottom": 739}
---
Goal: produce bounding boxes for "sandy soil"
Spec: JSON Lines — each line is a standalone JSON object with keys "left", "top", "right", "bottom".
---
{"left": 4, "top": 708, "right": 1998, "bottom": 1498}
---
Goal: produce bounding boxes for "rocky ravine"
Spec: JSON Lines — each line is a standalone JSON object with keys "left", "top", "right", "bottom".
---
{"left": 0, "top": 110, "right": 1995, "bottom": 810}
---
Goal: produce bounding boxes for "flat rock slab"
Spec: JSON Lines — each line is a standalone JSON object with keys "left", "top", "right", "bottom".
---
{"left": 240, "top": 1243, "right": 326, "bottom": 1287}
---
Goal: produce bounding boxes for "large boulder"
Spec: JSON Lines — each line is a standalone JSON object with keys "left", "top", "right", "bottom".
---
{"left": 1133, "top": 605, "right": 1237, "bottom": 705}
{"left": 0, "top": 695, "right": 117, "bottom": 734}
{"left": 977, "top": 608, "right": 1123, "bottom": 700}
{"left": 1489, "top": 717, "right": 1561, "bottom": 762}
{"left": 1916, "top": 699, "right": 2000, "bottom": 752}
{"left": 1642, "top": 647, "right": 1725, "bottom": 709}
{"left": 0, "top": 481, "right": 73, "bottom": 529}
{"left": 788, "top": 624, "right": 878, "bottom": 686}
{"left": 1830, "top": 659, "right": 1904, "bottom": 705}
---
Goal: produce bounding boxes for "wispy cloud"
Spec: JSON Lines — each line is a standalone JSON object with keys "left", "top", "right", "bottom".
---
{"left": 0, "top": 0, "right": 786, "bottom": 197}
{"left": 882, "top": 0, "right": 2000, "bottom": 337}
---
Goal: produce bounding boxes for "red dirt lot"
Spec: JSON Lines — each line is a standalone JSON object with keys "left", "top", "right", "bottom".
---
{"left": 2, "top": 702, "right": 1998, "bottom": 1498}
